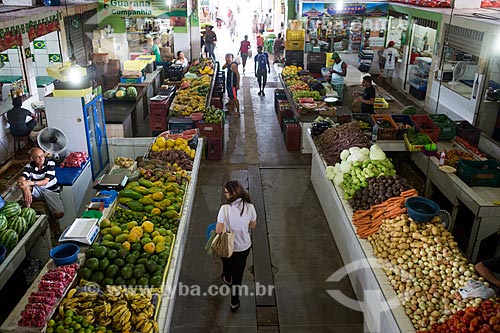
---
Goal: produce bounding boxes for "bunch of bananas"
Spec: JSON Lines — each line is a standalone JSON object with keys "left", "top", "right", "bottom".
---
{"left": 56, "top": 285, "right": 158, "bottom": 333}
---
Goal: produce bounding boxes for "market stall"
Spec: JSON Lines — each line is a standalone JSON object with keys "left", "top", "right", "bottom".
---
{"left": 305, "top": 124, "right": 500, "bottom": 332}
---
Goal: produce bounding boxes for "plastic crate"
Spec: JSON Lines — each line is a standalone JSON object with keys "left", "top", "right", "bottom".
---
{"left": 120, "top": 76, "right": 145, "bottom": 83}
{"left": 337, "top": 108, "right": 352, "bottom": 124}
{"left": 374, "top": 98, "right": 389, "bottom": 109}
{"left": 206, "top": 136, "right": 223, "bottom": 160}
{"left": 430, "top": 114, "right": 457, "bottom": 140}
{"left": 285, "top": 40, "right": 305, "bottom": 51}
{"left": 455, "top": 120, "right": 481, "bottom": 146}
{"left": 150, "top": 108, "right": 168, "bottom": 130}
{"left": 278, "top": 105, "right": 294, "bottom": 131}
{"left": 352, "top": 113, "right": 374, "bottom": 132}
{"left": 391, "top": 114, "right": 415, "bottom": 140}
{"left": 196, "top": 120, "right": 223, "bottom": 138}
{"left": 284, "top": 120, "right": 301, "bottom": 151}
{"left": 411, "top": 115, "right": 441, "bottom": 143}
{"left": 93, "top": 53, "right": 109, "bottom": 65}
{"left": 168, "top": 117, "right": 194, "bottom": 133}
{"left": 210, "top": 96, "right": 223, "bottom": 109}
{"left": 457, "top": 159, "right": 500, "bottom": 187}
{"left": 286, "top": 29, "right": 305, "bottom": 41}
{"left": 403, "top": 133, "right": 432, "bottom": 151}
{"left": 372, "top": 114, "right": 398, "bottom": 140}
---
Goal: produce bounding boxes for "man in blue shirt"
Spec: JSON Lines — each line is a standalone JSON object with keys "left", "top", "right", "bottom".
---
{"left": 254, "top": 46, "right": 270, "bottom": 96}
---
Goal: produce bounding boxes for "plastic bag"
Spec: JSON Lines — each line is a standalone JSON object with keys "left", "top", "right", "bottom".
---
{"left": 458, "top": 280, "right": 495, "bottom": 299}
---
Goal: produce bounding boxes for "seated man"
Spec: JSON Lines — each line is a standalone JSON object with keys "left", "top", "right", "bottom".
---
{"left": 475, "top": 256, "right": 500, "bottom": 290}
{"left": 17, "top": 148, "right": 64, "bottom": 220}
{"left": 7, "top": 97, "right": 37, "bottom": 137}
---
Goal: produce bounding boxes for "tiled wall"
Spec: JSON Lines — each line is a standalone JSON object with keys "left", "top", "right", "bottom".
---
{"left": 0, "top": 47, "right": 22, "bottom": 77}
{"left": 31, "top": 31, "right": 61, "bottom": 77}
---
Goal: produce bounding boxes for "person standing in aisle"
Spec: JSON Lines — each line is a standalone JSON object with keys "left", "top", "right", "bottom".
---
{"left": 252, "top": 15, "right": 259, "bottom": 40}
{"left": 354, "top": 75, "right": 376, "bottom": 114}
{"left": 238, "top": 35, "right": 251, "bottom": 73}
{"left": 254, "top": 46, "right": 270, "bottom": 96}
{"left": 256, "top": 33, "right": 264, "bottom": 49}
{"left": 329, "top": 52, "right": 347, "bottom": 100}
{"left": 223, "top": 53, "right": 240, "bottom": 116}
{"left": 273, "top": 33, "right": 284, "bottom": 64}
{"left": 217, "top": 180, "right": 257, "bottom": 311}
{"left": 381, "top": 41, "right": 398, "bottom": 86}
{"left": 228, "top": 15, "right": 237, "bottom": 42}
{"left": 151, "top": 37, "right": 162, "bottom": 63}
{"left": 204, "top": 25, "right": 217, "bottom": 60}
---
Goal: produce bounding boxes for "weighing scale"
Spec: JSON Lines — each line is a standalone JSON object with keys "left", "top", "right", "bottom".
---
{"left": 93, "top": 173, "right": 128, "bottom": 190}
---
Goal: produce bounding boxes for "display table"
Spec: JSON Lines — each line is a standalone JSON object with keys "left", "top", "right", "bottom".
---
{"left": 0, "top": 215, "right": 50, "bottom": 290}
{"left": 307, "top": 133, "right": 415, "bottom": 333}
{"left": 410, "top": 141, "right": 500, "bottom": 262}
{"left": 104, "top": 85, "right": 147, "bottom": 138}
{"left": 157, "top": 138, "right": 203, "bottom": 332}
{"left": 55, "top": 160, "right": 94, "bottom": 230}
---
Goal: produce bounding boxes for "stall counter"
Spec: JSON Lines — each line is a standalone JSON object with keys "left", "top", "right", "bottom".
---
{"left": 306, "top": 132, "right": 415, "bottom": 333}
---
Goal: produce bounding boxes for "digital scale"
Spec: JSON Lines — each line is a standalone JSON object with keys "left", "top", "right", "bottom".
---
{"left": 93, "top": 173, "right": 128, "bottom": 191}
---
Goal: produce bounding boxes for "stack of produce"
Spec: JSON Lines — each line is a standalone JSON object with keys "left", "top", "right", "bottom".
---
{"left": 443, "top": 149, "right": 475, "bottom": 168}
{"left": 77, "top": 218, "right": 174, "bottom": 287}
{"left": 0, "top": 202, "right": 37, "bottom": 251}
{"left": 314, "top": 123, "right": 371, "bottom": 166}
{"left": 406, "top": 128, "right": 433, "bottom": 146}
{"left": 352, "top": 189, "right": 418, "bottom": 238}
{"left": 454, "top": 136, "right": 486, "bottom": 157}
{"left": 204, "top": 106, "right": 224, "bottom": 124}
{"left": 18, "top": 263, "right": 78, "bottom": 327}
{"left": 348, "top": 175, "right": 413, "bottom": 211}
{"left": 326, "top": 145, "right": 397, "bottom": 198}
{"left": 420, "top": 299, "right": 500, "bottom": 332}
{"left": 60, "top": 152, "right": 88, "bottom": 168}
{"left": 188, "top": 58, "right": 214, "bottom": 75}
{"left": 171, "top": 75, "right": 211, "bottom": 116}
{"left": 55, "top": 285, "right": 157, "bottom": 333}
{"left": 368, "top": 214, "right": 483, "bottom": 331}
{"left": 150, "top": 136, "right": 196, "bottom": 161}
{"left": 114, "top": 157, "right": 135, "bottom": 169}
{"left": 310, "top": 116, "right": 336, "bottom": 138}
{"left": 103, "top": 86, "right": 138, "bottom": 100}
{"left": 282, "top": 65, "right": 302, "bottom": 77}
{"left": 292, "top": 90, "right": 321, "bottom": 100}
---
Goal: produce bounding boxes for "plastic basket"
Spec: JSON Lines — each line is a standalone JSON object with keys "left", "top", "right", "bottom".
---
{"left": 403, "top": 133, "right": 432, "bottom": 151}
{"left": 457, "top": 159, "right": 500, "bottom": 187}
{"left": 286, "top": 29, "right": 305, "bottom": 41}
{"left": 455, "top": 120, "right": 481, "bottom": 146}
{"left": 374, "top": 98, "right": 389, "bottom": 109}
{"left": 411, "top": 115, "right": 441, "bottom": 143}
{"left": 372, "top": 114, "right": 398, "bottom": 140}
{"left": 196, "top": 120, "right": 223, "bottom": 138}
{"left": 352, "top": 113, "right": 374, "bottom": 132}
{"left": 430, "top": 114, "right": 457, "bottom": 140}
{"left": 392, "top": 115, "right": 415, "bottom": 140}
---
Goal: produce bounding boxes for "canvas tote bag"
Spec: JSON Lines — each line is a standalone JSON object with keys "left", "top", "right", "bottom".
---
{"left": 211, "top": 204, "right": 234, "bottom": 258}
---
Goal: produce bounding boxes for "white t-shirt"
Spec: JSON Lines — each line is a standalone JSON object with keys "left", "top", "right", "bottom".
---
{"left": 382, "top": 47, "right": 398, "bottom": 70}
{"left": 217, "top": 199, "right": 257, "bottom": 252}
{"left": 175, "top": 58, "right": 189, "bottom": 68}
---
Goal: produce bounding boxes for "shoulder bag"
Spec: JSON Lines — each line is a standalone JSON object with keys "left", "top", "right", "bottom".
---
{"left": 211, "top": 204, "right": 234, "bottom": 258}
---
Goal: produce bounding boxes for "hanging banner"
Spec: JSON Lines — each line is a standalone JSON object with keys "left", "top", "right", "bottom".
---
{"left": 302, "top": 2, "right": 388, "bottom": 17}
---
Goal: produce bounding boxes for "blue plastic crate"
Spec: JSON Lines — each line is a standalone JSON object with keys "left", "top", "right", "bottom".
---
{"left": 120, "top": 76, "right": 145, "bottom": 84}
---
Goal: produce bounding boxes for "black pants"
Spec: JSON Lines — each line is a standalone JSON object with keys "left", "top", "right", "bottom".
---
{"left": 257, "top": 70, "right": 267, "bottom": 90}
{"left": 221, "top": 247, "right": 251, "bottom": 305}
{"left": 11, "top": 119, "right": 36, "bottom": 137}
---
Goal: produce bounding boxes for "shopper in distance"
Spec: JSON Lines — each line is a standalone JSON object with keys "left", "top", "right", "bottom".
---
{"left": 255, "top": 46, "right": 271, "bottom": 96}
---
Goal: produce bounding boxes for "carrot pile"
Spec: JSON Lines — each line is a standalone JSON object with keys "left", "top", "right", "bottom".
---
{"left": 352, "top": 189, "right": 419, "bottom": 238}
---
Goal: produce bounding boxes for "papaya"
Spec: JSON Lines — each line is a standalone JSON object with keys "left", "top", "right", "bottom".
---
{"left": 138, "top": 179, "right": 154, "bottom": 188}
{"left": 119, "top": 197, "right": 134, "bottom": 204}
{"left": 152, "top": 192, "right": 164, "bottom": 201}
{"left": 155, "top": 242, "right": 167, "bottom": 253}
{"left": 144, "top": 205, "right": 154, "bottom": 213}
{"left": 115, "top": 234, "right": 129, "bottom": 243}
{"left": 128, "top": 232, "right": 141, "bottom": 243}
{"left": 126, "top": 221, "right": 138, "bottom": 230}
{"left": 130, "top": 226, "right": 143, "bottom": 237}
{"left": 127, "top": 200, "right": 144, "bottom": 212}
{"left": 151, "top": 208, "right": 161, "bottom": 215}
{"left": 121, "top": 241, "right": 131, "bottom": 251}
{"left": 132, "top": 186, "right": 150, "bottom": 196}
{"left": 147, "top": 187, "right": 165, "bottom": 194}
{"left": 120, "top": 189, "right": 142, "bottom": 200}
{"left": 143, "top": 242, "right": 156, "bottom": 254}
{"left": 139, "top": 197, "right": 155, "bottom": 205}
{"left": 142, "top": 221, "right": 154, "bottom": 233}
{"left": 125, "top": 181, "right": 140, "bottom": 189}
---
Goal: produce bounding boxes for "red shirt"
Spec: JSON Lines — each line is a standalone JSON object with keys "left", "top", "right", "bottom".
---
{"left": 240, "top": 40, "right": 251, "bottom": 53}
{"left": 257, "top": 36, "right": 264, "bottom": 47}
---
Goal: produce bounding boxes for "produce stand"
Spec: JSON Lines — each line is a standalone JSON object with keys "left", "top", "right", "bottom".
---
{"left": 409, "top": 140, "right": 500, "bottom": 262}
{"left": 156, "top": 138, "right": 203, "bottom": 332}
{"left": 0, "top": 215, "right": 51, "bottom": 290}
{"left": 104, "top": 85, "right": 147, "bottom": 138}
{"left": 306, "top": 133, "right": 415, "bottom": 333}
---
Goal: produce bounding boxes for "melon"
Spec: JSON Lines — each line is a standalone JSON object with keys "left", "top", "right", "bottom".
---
{"left": 7, "top": 216, "right": 28, "bottom": 237}
{"left": 20, "top": 208, "right": 37, "bottom": 227}
{"left": 126, "top": 86, "right": 137, "bottom": 99}
{"left": 0, "top": 202, "right": 21, "bottom": 219}
{"left": 0, "top": 229, "right": 18, "bottom": 251}
{"left": 116, "top": 90, "right": 126, "bottom": 99}
{"left": 0, "top": 215, "right": 7, "bottom": 233}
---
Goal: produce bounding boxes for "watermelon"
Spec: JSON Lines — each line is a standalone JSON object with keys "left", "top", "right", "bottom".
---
{"left": 0, "top": 202, "right": 21, "bottom": 218}
{"left": 0, "top": 215, "right": 7, "bottom": 232}
{"left": 20, "top": 208, "right": 37, "bottom": 227}
{"left": 0, "top": 229, "right": 18, "bottom": 251}
{"left": 103, "top": 89, "right": 116, "bottom": 99}
{"left": 116, "top": 90, "right": 126, "bottom": 99}
{"left": 7, "top": 216, "right": 28, "bottom": 237}
{"left": 126, "top": 86, "right": 137, "bottom": 99}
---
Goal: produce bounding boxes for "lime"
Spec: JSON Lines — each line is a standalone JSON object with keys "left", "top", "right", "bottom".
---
{"left": 65, "top": 310, "right": 75, "bottom": 317}
{"left": 47, "top": 328, "right": 54, "bottom": 333}
{"left": 48, "top": 319, "right": 56, "bottom": 327}
{"left": 56, "top": 326, "right": 64, "bottom": 333}
{"left": 64, "top": 317, "right": 73, "bottom": 325}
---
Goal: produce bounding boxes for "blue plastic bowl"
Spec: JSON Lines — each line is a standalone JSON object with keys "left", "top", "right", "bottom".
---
{"left": 0, "top": 244, "right": 6, "bottom": 264}
{"left": 50, "top": 243, "right": 80, "bottom": 266}
{"left": 405, "top": 197, "right": 440, "bottom": 223}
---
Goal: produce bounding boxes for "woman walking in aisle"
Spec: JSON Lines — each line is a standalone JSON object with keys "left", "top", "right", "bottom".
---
{"left": 238, "top": 35, "right": 251, "bottom": 73}
{"left": 217, "top": 180, "right": 257, "bottom": 311}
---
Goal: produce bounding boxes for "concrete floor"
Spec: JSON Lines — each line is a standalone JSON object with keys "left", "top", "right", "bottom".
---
{"left": 170, "top": 31, "right": 364, "bottom": 332}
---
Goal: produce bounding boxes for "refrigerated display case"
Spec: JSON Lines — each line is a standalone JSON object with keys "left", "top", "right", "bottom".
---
{"left": 44, "top": 94, "right": 110, "bottom": 180}
{"left": 409, "top": 57, "right": 432, "bottom": 99}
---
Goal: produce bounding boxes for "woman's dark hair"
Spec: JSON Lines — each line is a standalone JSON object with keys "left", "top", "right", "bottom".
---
{"left": 224, "top": 180, "right": 252, "bottom": 216}
{"left": 278, "top": 33, "right": 282, "bottom": 39}
{"left": 177, "top": 51, "right": 183, "bottom": 58}
{"left": 363, "top": 75, "right": 372, "bottom": 84}
{"left": 12, "top": 97, "right": 22, "bottom": 108}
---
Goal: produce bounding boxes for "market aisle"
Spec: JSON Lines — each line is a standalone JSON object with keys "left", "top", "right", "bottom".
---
{"left": 170, "top": 30, "right": 363, "bottom": 332}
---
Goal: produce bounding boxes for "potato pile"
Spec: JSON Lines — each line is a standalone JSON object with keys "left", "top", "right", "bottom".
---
{"left": 148, "top": 150, "right": 193, "bottom": 171}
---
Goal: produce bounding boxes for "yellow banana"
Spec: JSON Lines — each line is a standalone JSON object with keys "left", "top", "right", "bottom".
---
{"left": 67, "top": 288, "right": 77, "bottom": 298}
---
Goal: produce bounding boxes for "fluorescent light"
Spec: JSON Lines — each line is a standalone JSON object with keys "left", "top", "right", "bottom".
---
{"left": 68, "top": 66, "right": 82, "bottom": 83}
{"left": 336, "top": 1, "right": 343, "bottom": 11}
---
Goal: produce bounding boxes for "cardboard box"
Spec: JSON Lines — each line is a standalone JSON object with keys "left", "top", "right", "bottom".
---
{"left": 160, "top": 47, "right": 173, "bottom": 62}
